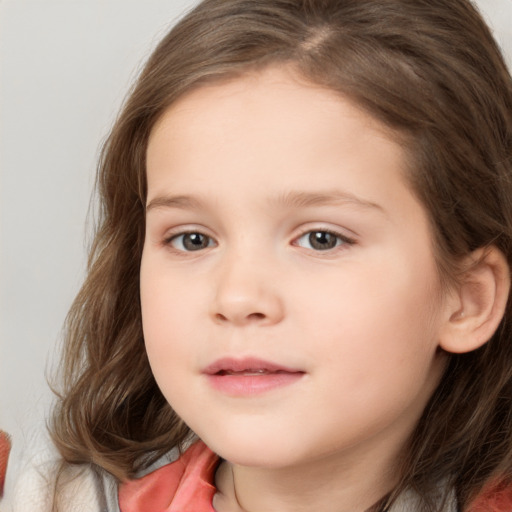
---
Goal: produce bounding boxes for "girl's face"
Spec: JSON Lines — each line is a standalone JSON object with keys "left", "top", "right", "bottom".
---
{"left": 141, "top": 67, "right": 450, "bottom": 471}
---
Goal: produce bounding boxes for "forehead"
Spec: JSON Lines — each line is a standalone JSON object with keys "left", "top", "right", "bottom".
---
{"left": 146, "top": 67, "right": 407, "bottom": 196}
{"left": 150, "top": 66, "right": 396, "bottom": 140}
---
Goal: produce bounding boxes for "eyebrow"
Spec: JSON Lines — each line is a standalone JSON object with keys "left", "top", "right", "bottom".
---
{"left": 271, "top": 190, "right": 384, "bottom": 212}
{"left": 146, "top": 195, "right": 202, "bottom": 212}
{"left": 146, "top": 189, "right": 385, "bottom": 214}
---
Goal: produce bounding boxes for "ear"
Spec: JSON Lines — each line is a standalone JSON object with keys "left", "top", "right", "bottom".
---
{"left": 439, "top": 246, "right": 510, "bottom": 354}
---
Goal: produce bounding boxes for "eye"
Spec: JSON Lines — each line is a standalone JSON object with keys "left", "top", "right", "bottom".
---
{"left": 167, "top": 232, "right": 215, "bottom": 252}
{"left": 294, "top": 230, "right": 352, "bottom": 251}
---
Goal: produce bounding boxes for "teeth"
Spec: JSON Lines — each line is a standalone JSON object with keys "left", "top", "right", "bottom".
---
{"left": 223, "top": 369, "right": 270, "bottom": 376}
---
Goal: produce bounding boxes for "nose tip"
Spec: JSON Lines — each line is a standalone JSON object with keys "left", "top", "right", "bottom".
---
{"left": 210, "top": 275, "right": 284, "bottom": 327}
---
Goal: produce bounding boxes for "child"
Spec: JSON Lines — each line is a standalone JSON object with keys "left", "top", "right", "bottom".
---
{"left": 10, "top": 0, "right": 512, "bottom": 510}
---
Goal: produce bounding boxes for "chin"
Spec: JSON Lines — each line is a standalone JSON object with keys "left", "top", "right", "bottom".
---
{"left": 198, "top": 427, "right": 306, "bottom": 469}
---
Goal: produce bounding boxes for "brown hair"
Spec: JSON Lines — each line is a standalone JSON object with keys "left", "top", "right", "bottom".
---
{"left": 50, "top": 1, "right": 512, "bottom": 510}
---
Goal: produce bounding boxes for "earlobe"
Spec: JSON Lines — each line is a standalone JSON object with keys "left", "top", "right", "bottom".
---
{"left": 439, "top": 246, "right": 510, "bottom": 354}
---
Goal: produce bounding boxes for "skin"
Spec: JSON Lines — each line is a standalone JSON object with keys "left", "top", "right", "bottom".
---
{"left": 140, "top": 67, "right": 454, "bottom": 512}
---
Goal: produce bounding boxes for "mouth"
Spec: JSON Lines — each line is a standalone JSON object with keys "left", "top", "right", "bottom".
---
{"left": 204, "top": 357, "right": 303, "bottom": 375}
{"left": 203, "top": 357, "right": 305, "bottom": 396}
{"left": 215, "top": 369, "right": 293, "bottom": 376}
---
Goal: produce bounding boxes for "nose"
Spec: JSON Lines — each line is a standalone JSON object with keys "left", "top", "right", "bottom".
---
{"left": 210, "top": 255, "right": 285, "bottom": 327}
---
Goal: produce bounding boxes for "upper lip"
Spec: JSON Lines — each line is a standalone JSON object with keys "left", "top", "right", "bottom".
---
{"left": 203, "top": 357, "right": 304, "bottom": 375}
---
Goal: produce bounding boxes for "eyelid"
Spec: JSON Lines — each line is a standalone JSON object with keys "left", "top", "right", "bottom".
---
{"left": 162, "top": 226, "right": 218, "bottom": 252}
{"left": 157, "top": 223, "right": 356, "bottom": 254}
{"left": 292, "top": 226, "right": 357, "bottom": 251}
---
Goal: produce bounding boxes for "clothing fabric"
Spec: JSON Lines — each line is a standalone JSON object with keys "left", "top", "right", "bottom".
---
{"left": 119, "top": 442, "right": 512, "bottom": 512}
{"left": 4, "top": 430, "right": 121, "bottom": 512}
{"left": 119, "top": 441, "right": 458, "bottom": 512}
{"left": 118, "top": 441, "right": 460, "bottom": 512}
{"left": 6, "top": 433, "right": 512, "bottom": 512}
{"left": 468, "top": 483, "right": 512, "bottom": 512}
{"left": 119, "top": 441, "right": 217, "bottom": 512}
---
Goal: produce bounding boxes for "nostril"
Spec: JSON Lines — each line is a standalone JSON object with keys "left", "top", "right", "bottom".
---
{"left": 214, "top": 312, "right": 266, "bottom": 323}
{"left": 248, "top": 312, "right": 266, "bottom": 320}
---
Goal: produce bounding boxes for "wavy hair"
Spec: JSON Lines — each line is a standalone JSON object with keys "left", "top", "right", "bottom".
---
{"left": 50, "top": 1, "right": 512, "bottom": 510}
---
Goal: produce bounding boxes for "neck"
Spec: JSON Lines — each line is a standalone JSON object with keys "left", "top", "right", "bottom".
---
{"left": 214, "top": 442, "right": 401, "bottom": 512}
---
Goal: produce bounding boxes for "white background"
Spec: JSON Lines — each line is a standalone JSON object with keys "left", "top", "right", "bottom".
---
{"left": 1, "top": 0, "right": 511, "bottom": 465}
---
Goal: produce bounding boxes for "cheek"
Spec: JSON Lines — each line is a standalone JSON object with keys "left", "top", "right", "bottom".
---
{"left": 140, "top": 257, "right": 197, "bottom": 379}
{"left": 295, "top": 274, "right": 444, "bottom": 448}
{"left": 295, "top": 254, "right": 443, "bottom": 387}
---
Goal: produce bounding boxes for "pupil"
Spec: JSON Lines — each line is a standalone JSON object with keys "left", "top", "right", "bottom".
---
{"left": 183, "top": 233, "right": 208, "bottom": 251}
{"left": 309, "top": 231, "right": 337, "bottom": 250}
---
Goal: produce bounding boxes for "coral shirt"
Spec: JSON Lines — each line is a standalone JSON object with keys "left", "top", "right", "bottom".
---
{"left": 119, "top": 441, "right": 512, "bottom": 512}
{"left": 469, "top": 482, "right": 512, "bottom": 512}
{"left": 119, "top": 441, "right": 217, "bottom": 512}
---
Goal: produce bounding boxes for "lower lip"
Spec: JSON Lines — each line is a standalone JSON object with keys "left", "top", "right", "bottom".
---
{"left": 206, "top": 372, "right": 304, "bottom": 396}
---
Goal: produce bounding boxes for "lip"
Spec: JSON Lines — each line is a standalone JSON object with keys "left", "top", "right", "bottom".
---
{"left": 203, "top": 357, "right": 305, "bottom": 396}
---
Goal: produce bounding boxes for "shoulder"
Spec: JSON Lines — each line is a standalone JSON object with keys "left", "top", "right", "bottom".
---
{"left": 4, "top": 430, "right": 118, "bottom": 512}
{"left": 119, "top": 440, "right": 219, "bottom": 512}
{"left": 9, "top": 462, "right": 116, "bottom": 512}
{"left": 468, "top": 481, "right": 512, "bottom": 512}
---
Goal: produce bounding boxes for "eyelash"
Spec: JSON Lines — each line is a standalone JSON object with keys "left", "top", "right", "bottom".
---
{"left": 293, "top": 228, "right": 355, "bottom": 252}
{"left": 163, "top": 228, "right": 355, "bottom": 253}
{"left": 163, "top": 231, "right": 216, "bottom": 252}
